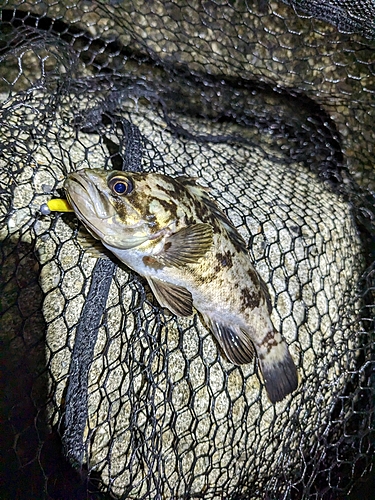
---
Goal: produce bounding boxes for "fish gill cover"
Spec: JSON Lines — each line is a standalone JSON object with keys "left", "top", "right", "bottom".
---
{"left": 0, "top": 1, "right": 374, "bottom": 499}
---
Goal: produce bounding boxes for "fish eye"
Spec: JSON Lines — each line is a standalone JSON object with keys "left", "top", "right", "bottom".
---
{"left": 108, "top": 176, "right": 133, "bottom": 196}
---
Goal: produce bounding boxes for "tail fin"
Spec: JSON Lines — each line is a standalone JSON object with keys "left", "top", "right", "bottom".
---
{"left": 257, "top": 335, "right": 298, "bottom": 403}
{"left": 204, "top": 315, "right": 298, "bottom": 403}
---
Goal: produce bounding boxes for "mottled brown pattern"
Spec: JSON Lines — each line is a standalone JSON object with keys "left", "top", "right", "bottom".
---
{"left": 184, "top": 214, "right": 197, "bottom": 225}
{"left": 142, "top": 256, "right": 164, "bottom": 270}
{"left": 246, "top": 267, "right": 260, "bottom": 284}
{"left": 258, "top": 330, "right": 279, "bottom": 359}
{"left": 214, "top": 250, "right": 233, "bottom": 273}
{"left": 259, "top": 278, "right": 272, "bottom": 314}
{"left": 240, "top": 286, "right": 260, "bottom": 310}
{"left": 200, "top": 194, "right": 247, "bottom": 253}
{"left": 112, "top": 198, "right": 129, "bottom": 219}
{"left": 171, "top": 177, "right": 197, "bottom": 204}
{"left": 157, "top": 198, "right": 179, "bottom": 219}
{"left": 194, "top": 199, "right": 211, "bottom": 221}
{"left": 155, "top": 181, "right": 177, "bottom": 197}
{"left": 114, "top": 197, "right": 162, "bottom": 234}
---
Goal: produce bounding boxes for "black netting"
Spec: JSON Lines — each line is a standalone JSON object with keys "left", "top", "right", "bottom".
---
{"left": 282, "top": 0, "right": 375, "bottom": 39}
{"left": 0, "top": 1, "right": 374, "bottom": 499}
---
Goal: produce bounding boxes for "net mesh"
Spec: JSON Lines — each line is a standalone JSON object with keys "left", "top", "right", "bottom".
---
{"left": 0, "top": 1, "right": 374, "bottom": 499}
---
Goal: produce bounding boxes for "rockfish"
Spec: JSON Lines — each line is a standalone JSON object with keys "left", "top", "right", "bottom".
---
{"left": 64, "top": 169, "right": 298, "bottom": 403}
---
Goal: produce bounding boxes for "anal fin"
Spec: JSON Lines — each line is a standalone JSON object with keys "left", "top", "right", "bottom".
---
{"left": 204, "top": 316, "right": 255, "bottom": 364}
{"left": 147, "top": 276, "right": 193, "bottom": 317}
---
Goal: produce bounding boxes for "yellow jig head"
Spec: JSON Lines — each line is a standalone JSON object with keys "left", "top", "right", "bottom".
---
{"left": 40, "top": 198, "right": 74, "bottom": 215}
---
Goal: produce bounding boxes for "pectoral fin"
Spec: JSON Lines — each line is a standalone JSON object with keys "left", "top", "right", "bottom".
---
{"left": 147, "top": 276, "right": 193, "bottom": 317}
{"left": 203, "top": 316, "right": 255, "bottom": 364}
{"left": 159, "top": 223, "right": 213, "bottom": 268}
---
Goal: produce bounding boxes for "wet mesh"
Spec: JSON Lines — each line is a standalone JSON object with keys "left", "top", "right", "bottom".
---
{"left": 0, "top": 1, "right": 374, "bottom": 499}
{"left": 282, "top": 0, "right": 375, "bottom": 39}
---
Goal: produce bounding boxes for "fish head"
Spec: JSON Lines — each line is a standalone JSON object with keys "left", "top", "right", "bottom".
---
{"left": 64, "top": 169, "right": 179, "bottom": 250}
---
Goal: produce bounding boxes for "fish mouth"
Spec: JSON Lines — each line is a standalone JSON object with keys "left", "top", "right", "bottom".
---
{"left": 64, "top": 170, "right": 118, "bottom": 243}
{"left": 65, "top": 171, "right": 115, "bottom": 221}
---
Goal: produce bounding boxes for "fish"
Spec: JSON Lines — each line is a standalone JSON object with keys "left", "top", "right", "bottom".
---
{"left": 64, "top": 168, "right": 298, "bottom": 403}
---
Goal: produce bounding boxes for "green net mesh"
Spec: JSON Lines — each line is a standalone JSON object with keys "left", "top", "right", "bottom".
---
{"left": 0, "top": 1, "right": 374, "bottom": 499}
